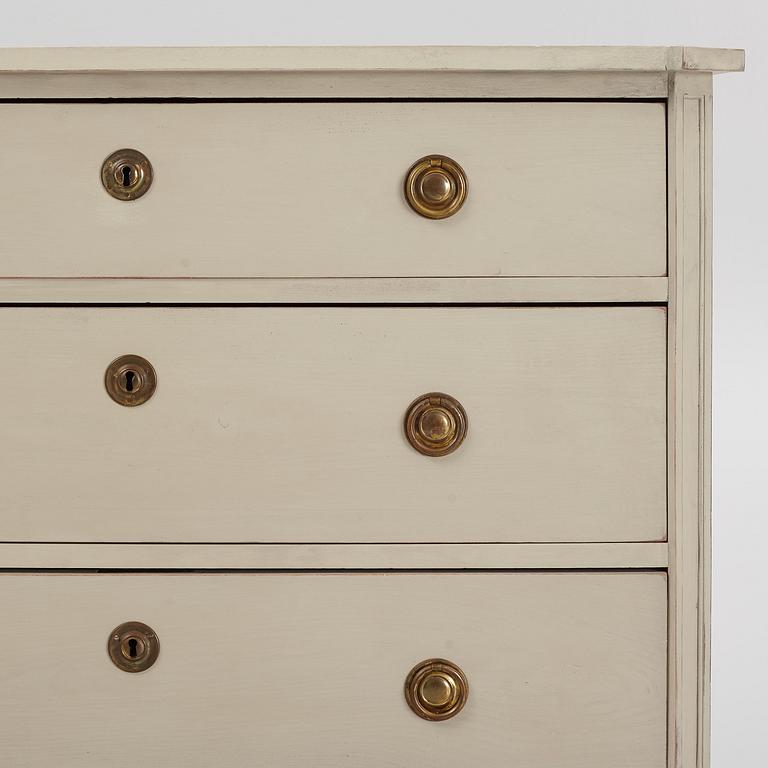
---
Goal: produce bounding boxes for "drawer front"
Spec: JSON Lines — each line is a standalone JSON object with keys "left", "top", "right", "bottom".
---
{"left": 0, "top": 306, "right": 666, "bottom": 543}
{"left": 0, "top": 102, "right": 665, "bottom": 277}
{"left": 0, "top": 572, "right": 667, "bottom": 767}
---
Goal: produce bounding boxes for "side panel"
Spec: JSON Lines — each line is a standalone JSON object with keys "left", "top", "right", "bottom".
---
{"left": 667, "top": 71, "right": 713, "bottom": 768}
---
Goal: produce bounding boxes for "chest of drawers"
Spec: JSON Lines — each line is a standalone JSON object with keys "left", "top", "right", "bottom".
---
{"left": 0, "top": 45, "right": 743, "bottom": 767}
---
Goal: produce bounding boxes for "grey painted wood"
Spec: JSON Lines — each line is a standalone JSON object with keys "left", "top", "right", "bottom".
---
{"left": 0, "top": 102, "right": 666, "bottom": 278}
{"left": 0, "top": 572, "right": 668, "bottom": 768}
{"left": 0, "top": 306, "right": 667, "bottom": 543}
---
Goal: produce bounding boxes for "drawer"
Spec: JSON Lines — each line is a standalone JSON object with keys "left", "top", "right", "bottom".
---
{"left": 0, "top": 101, "right": 665, "bottom": 277}
{"left": 0, "top": 571, "right": 667, "bottom": 767}
{"left": 0, "top": 306, "right": 666, "bottom": 543}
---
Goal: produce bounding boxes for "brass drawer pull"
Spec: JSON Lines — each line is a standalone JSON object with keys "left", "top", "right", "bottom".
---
{"left": 101, "top": 148, "right": 153, "bottom": 201}
{"left": 104, "top": 354, "right": 157, "bottom": 407}
{"left": 107, "top": 621, "right": 160, "bottom": 673}
{"left": 404, "top": 392, "right": 467, "bottom": 457}
{"left": 404, "top": 155, "right": 467, "bottom": 219}
{"left": 405, "top": 658, "right": 469, "bottom": 721}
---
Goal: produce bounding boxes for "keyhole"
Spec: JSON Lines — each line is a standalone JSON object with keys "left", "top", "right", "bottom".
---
{"left": 106, "top": 356, "right": 155, "bottom": 407}
{"left": 119, "top": 634, "right": 147, "bottom": 661}
{"left": 109, "top": 623, "right": 158, "bottom": 671}
{"left": 120, "top": 164, "right": 134, "bottom": 187}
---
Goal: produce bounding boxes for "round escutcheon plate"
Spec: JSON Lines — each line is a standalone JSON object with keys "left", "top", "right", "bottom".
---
{"left": 101, "top": 148, "right": 153, "bottom": 201}
{"left": 107, "top": 621, "right": 160, "bottom": 673}
{"left": 104, "top": 354, "right": 157, "bottom": 407}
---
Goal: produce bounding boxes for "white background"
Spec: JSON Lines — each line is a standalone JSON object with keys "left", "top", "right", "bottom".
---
{"left": 1, "top": 1, "right": 764, "bottom": 764}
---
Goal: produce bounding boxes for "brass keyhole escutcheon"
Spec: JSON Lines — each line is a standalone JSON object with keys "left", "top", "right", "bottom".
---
{"left": 108, "top": 622, "right": 160, "bottom": 673}
{"left": 105, "top": 355, "right": 157, "bottom": 407}
{"left": 405, "top": 658, "right": 469, "bottom": 721}
{"left": 404, "top": 393, "right": 468, "bottom": 457}
{"left": 404, "top": 155, "right": 467, "bottom": 219}
{"left": 101, "top": 148, "right": 153, "bottom": 201}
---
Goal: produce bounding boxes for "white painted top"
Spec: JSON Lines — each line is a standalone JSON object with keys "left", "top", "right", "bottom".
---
{"left": 0, "top": 45, "right": 745, "bottom": 74}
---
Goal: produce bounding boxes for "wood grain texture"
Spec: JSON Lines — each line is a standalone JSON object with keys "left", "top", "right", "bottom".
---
{"left": 0, "top": 276, "right": 669, "bottom": 304}
{"left": 666, "top": 72, "right": 713, "bottom": 768}
{"left": 0, "top": 45, "right": 743, "bottom": 73}
{"left": 0, "top": 572, "right": 668, "bottom": 768}
{"left": 0, "top": 49, "right": 741, "bottom": 768}
{"left": 681, "top": 47, "right": 745, "bottom": 73}
{"left": 0, "top": 306, "right": 667, "bottom": 543}
{"left": 0, "top": 102, "right": 666, "bottom": 278}
{"left": 0, "top": 542, "right": 669, "bottom": 570}
{"left": 0, "top": 70, "right": 669, "bottom": 99}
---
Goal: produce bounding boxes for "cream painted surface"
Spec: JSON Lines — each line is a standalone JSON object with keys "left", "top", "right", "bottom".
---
{"left": 0, "top": 306, "right": 667, "bottom": 543}
{"left": 0, "top": 70, "right": 670, "bottom": 99}
{"left": 0, "top": 45, "right": 740, "bottom": 768}
{"left": 666, "top": 71, "right": 714, "bottom": 768}
{"left": 0, "top": 45, "right": 744, "bottom": 73}
{"left": 0, "top": 572, "right": 668, "bottom": 768}
{"left": 0, "top": 542, "right": 669, "bottom": 570}
{"left": 0, "top": 102, "right": 666, "bottom": 277}
{"left": 0, "top": 276, "right": 669, "bottom": 304}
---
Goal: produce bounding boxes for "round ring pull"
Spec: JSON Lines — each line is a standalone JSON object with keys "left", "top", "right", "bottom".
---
{"left": 405, "top": 658, "right": 469, "bottom": 721}
{"left": 404, "top": 392, "right": 467, "bottom": 457}
{"left": 105, "top": 354, "right": 157, "bottom": 407}
{"left": 107, "top": 621, "right": 160, "bottom": 673}
{"left": 404, "top": 155, "right": 467, "bottom": 219}
{"left": 101, "top": 148, "right": 153, "bottom": 201}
